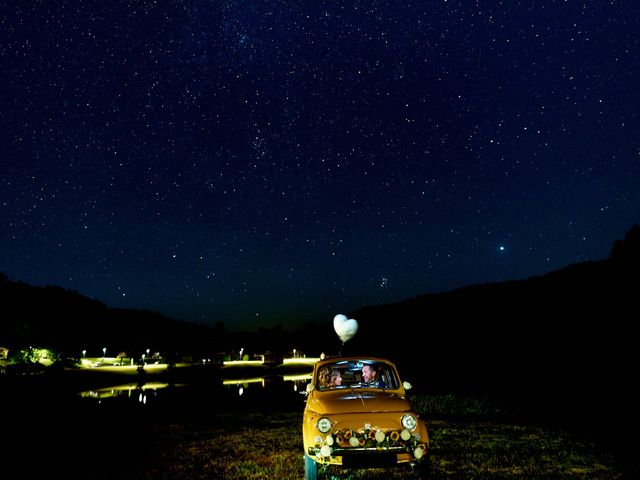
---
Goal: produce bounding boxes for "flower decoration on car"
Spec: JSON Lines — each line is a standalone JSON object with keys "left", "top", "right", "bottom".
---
{"left": 308, "top": 426, "right": 427, "bottom": 460}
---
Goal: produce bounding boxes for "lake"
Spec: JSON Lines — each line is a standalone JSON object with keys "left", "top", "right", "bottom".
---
{"left": 2, "top": 365, "right": 314, "bottom": 476}
{"left": 76, "top": 371, "right": 313, "bottom": 413}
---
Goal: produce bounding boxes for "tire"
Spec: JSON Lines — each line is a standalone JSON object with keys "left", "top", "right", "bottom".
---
{"left": 304, "top": 454, "right": 318, "bottom": 480}
{"left": 411, "top": 456, "right": 431, "bottom": 479}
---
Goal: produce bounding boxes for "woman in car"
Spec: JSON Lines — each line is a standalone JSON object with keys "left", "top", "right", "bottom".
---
{"left": 319, "top": 367, "right": 342, "bottom": 387}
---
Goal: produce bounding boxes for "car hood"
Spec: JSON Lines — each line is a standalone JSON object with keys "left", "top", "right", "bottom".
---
{"left": 307, "top": 389, "right": 411, "bottom": 415}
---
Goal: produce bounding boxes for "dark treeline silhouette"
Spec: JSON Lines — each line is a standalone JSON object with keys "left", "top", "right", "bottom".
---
{"left": 0, "top": 273, "right": 333, "bottom": 363}
{"left": 2, "top": 225, "right": 637, "bottom": 374}
{"left": 0, "top": 274, "right": 225, "bottom": 361}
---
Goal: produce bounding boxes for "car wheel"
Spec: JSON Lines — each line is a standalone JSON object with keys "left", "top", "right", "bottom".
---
{"left": 304, "top": 454, "right": 318, "bottom": 480}
{"left": 411, "top": 456, "right": 431, "bottom": 479}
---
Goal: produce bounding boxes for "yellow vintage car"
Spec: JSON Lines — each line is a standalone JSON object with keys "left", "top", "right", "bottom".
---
{"left": 302, "top": 356, "right": 429, "bottom": 479}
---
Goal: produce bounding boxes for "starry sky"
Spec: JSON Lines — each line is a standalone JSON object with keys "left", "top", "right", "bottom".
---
{"left": 2, "top": 1, "right": 639, "bottom": 331}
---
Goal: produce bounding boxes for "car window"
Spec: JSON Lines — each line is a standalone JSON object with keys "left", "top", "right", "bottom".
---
{"left": 316, "top": 360, "right": 399, "bottom": 390}
{"left": 367, "top": 362, "right": 399, "bottom": 389}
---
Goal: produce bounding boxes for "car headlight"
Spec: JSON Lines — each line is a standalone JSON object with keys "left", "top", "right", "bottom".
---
{"left": 316, "top": 417, "right": 332, "bottom": 433}
{"left": 401, "top": 413, "right": 417, "bottom": 430}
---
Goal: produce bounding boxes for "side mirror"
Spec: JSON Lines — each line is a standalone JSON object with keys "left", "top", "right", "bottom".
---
{"left": 403, "top": 381, "right": 412, "bottom": 391}
{"left": 306, "top": 383, "right": 315, "bottom": 393}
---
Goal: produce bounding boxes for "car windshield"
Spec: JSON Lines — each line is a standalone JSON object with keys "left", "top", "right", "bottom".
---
{"left": 315, "top": 359, "right": 399, "bottom": 390}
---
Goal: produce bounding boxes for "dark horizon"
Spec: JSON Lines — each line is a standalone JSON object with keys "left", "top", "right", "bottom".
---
{"left": 4, "top": 219, "right": 639, "bottom": 369}
{"left": 1, "top": 223, "right": 638, "bottom": 336}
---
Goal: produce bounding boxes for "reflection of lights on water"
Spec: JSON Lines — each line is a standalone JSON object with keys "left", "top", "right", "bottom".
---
{"left": 82, "top": 375, "right": 314, "bottom": 404}
{"left": 222, "top": 373, "right": 313, "bottom": 394}
{"left": 222, "top": 377, "right": 264, "bottom": 386}
{"left": 79, "top": 382, "right": 176, "bottom": 402}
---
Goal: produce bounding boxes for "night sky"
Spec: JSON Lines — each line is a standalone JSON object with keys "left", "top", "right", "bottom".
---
{"left": 2, "top": 1, "right": 639, "bottom": 331}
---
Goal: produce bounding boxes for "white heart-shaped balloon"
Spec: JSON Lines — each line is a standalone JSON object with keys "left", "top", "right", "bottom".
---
{"left": 333, "top": 314, "right": 348, "bottom": 329}
{"left": 333, "top": 313, "right": 358, "bottom": 343}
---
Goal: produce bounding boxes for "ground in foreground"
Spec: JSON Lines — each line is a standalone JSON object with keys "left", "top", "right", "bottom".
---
{"left": 95, "top": 412, "right": 633, "bottom": 480}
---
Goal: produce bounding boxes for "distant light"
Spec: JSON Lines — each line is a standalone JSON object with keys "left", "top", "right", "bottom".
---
{"left": 499, "top": 246, "right": 505, "bottom": 251}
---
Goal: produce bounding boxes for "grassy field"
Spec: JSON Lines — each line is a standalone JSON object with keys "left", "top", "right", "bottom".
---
{"left": 101, "top": 409, "right": 632, "bottom": 479}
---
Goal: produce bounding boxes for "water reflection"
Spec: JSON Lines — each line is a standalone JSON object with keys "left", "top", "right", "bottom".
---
{"left": 77, "top": 372, "right": 313, "bottom": 405}
{"left": 79, "top": 382, "right": 184, "bottom": 405}
{"left": 220, "top": 373, "right": 312, "bottom": 396}
{"left": 222, "top": 377, "right": 265, "bottom": 387}
{"left": 285, "top": 373, "right": 312, "bottom": 393}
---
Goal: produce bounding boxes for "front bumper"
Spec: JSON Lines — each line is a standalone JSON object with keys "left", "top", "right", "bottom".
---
{"left": 307, "top": 429, "right": 428, "bottom": 466}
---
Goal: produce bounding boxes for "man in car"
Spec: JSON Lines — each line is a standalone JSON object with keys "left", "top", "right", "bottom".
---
{"left": 362, "top": 364, "right": 385, "bottom": 386}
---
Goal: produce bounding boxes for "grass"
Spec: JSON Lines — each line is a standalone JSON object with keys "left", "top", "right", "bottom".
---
{"left": 101, "top": 409, "right": 632, "bottom": 480}
{"left": 428, "top": 419, "right": 627, "bottom": 479}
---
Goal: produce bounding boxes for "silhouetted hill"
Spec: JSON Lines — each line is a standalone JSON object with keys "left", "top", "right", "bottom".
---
{"left": 3, "top": 225, "right": 638, "bottom": 370}
{"left": 0, "top": 273, "right": 222, "bottom": 359}
{"left": 344, "top": 224, "right": 640, "bottom": 459}
{"left": 2, "top": 224, "right": 638, "bottom": 372}
{"left": 346, "top": 224, "right": 639, "bottom": 385}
